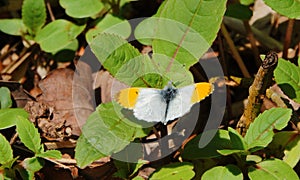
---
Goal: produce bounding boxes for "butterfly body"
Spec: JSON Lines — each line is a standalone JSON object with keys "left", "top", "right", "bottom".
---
{"left": 116, "top": 82, "right": 213, "bottom": 125}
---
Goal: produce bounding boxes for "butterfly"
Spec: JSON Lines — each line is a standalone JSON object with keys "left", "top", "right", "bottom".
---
{"left": 115, "top": 82, "right": 214, "bottom": 125}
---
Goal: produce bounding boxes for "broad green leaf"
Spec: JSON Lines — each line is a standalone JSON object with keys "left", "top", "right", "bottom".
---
{"left": 244, "top": 108, "right": 292, "bottom": 150}
{"left": 0, "top": 87, "right": 12, "bottom": 109}
{"left": 22, "top": 0, "right": 46, "bottom": 35}
{"left": 268, "top": 131, "right": 300, "bottom": 168}
{"left": 91, "top": 33, "right": 193, "bottom": 87}
{"left": 22, "top": 157, "right": 44, "bottom": 179}
{"left": 246, "top": 155, "right": 262, "bottom": 164}
{"left": 240, "top": 0, "right": 254, "bottom": 6}
{"left": 202, "top": 165, "right": 243, "bottom": 180}
{"left": 182, "top": 130, "right": 231, "bottom": 159}
{"left": 225, "top": 3, "right": 252, "bottom": 20}
{"left": 228, "top": 127, "right": 247, "bottom": 150}
{"left": 263, "top": 0, "right": 300, "bottom": 19}
{"left": 35, "top": 19, "right": 85, "bottom": 53}
{"left": 248, "top": 158, "right": 299, "bottom": 180}
{"left": 134, "top": 17, "right": 157, "bottom": 46}
{"left": 217, "top": 149, "right": 245, "bottom": 156}
{"left": 0, "top": 133, "right": 13, "bottom": 165}
{"left": 86, "top": 14, "right": 131, "bottom": 43}
{"left": 37, "top": 150, "right": 62, "bottom": 159}
{"left": 0, "top": 19, "right": 26, "bottom": 36}
{"left": 152, "top": 0, "right": 226, "bottom": 69}
{"left": 22, "top": 157, "right": 44, "bottom": 172}
{"left": 16, "top": 116, "right": 42, "bottom": 154}
{"left": 59, "top": 0, "right": 104, "bottom": 18}
{"left": 150, "top": 162, "right": 195, "bottom": 180}
{"left": 90, "top": 33, "right": 167, "bottom": 87}
{"left": 113, "top": 159, "right": 147, "bottom": 178}
{"left": 274, "top": 58, "right": 300, "bottom": 103}
{"left": 75, "top": 135, "right": 106, "bottom": 168}
{"left": 0, "top": 108, "right": 28, "bottom": 129}
{"left": 75, "top": 103, "right": 149, "bottom": 168}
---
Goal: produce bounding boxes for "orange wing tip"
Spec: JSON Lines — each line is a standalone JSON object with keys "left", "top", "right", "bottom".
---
{"left": 115, "top": 88, "right": 140, "bottom": 109}
{"left": 191, "top": 83, "right": 214, "bottom": 103}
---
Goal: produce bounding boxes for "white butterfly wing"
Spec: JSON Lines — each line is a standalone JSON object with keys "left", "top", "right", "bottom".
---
{"left": 133, "top": 89, "right": 167, "bottom": 123}
{"left": 165, "top": 85, "right": 195, "bottom": 122}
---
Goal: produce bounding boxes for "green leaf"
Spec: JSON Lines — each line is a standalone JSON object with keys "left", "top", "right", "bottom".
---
{"left": 59, "top": 0, "right": 104, "bottom": 18}
{"left": 150, "top": 162, "right": 195, "bottom": 180}
{"left": 22, "top": 0, "right": 46, "bottom": 35}
{"left": 22, "top": 157, "right": 44, "bottom": 179}
{"left": 240, "top": 0, "right": 254, "bottom": 6}
{"left": 75, "top": 135, "right": 106, "bottom": 168}
{"left": 16, "top": 116, "right": 42, "bottom": 154}
{"left": 182, "top": 130, "right": 231, "bottom": 160}
{"left": 113, "top": 159, "right": 147, "bottom": 178}
{"left": 228, "top": 127, "right": 247, "bottom": 150}
{"left": 248, "top": 158, "right": 299, "bottom": 180}
{"left": 244, "top": 108, "right": 292, "bottom": 150}
{"left": 0, "top": 108, "right": 28, "bottom": 129}
{"left": 0, "top": 87, "right": 12, "bottom": 109}
{"left": 217, "top": 149, "right": 245, "bottom": 156}
{"left": 132, "top": 176, "right": 144, "bottom": 180}
{"left": 225, "top": 3, "right": 252, "bottom": 20}
{"left": 35, "top": 19, "right": 85, "bottom": 53}
{"left": 202, "top": 165, "right": 243, "bottom": 180}
{"left": 90, "top": 33, "right": 166, "bottom": 87}
{"left": 263, "top": 0, "right": 300, "bottom": 19}
{"left": 0, "top": 19, "right": 26, "bottom": 36}
{"left": 246, "top": 155, "right": 262, "bottom": 164}
{"left": 274, "top": 58, "right": 300, "bottom": 103}
{"left": 37, "top": 150, "right": 62, "bottom": 159}
{"left": 268, "top": 131, "right": 300, "bottom": 168}
{"left": 152, "top": 0, "right": 227, "bottom": 69}
{"left": 0, "top": 133, "right": 13, "bottom": 165}
{"left": 22, "top": 157, "right": 44, "bottom": 172}
{"left": 86, "top": 14, "right": 131, "bottom": 44}
{"left": 75, "top": 103, "right": 149, "bottom": 168}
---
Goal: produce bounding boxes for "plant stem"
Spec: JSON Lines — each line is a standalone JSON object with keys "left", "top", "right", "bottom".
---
{"left": 243, "top": 20, "right": 261, "bottom": 68}
{"left": 221, "top": 23, "right": 251, "bottom": 78}
{"left": 282, "top": 19, "right": 295, "bottom": 59}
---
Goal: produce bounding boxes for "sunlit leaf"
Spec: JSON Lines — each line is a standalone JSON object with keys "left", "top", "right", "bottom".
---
{"left": 150, "top": 162, "right": 195, "bottom": 180}
{"left": 202, "top": 165, "right": 243, "bottom": 180}
{"left": 248, "top": 158, "right": 298, "bottom": 179}
{"left": 0, "top": 87, "right": 12, "bottom": 109}
{"left": 35, "top": 19, "right": 85, "bottom": 53}
{"left": 22, "top": 0, "right": 46, "bottom": 35}
{"left": 263, "top": 0, "right": 300, "bottom": 18}
{"left": 59, "top": 0, "right": 104, "bottom": 18}
{"left": 16, "top": 116, "right": 42, "bottom": 154}
{"left": 274, "top": 58, "right": 300, "bottom": 103}
{"left": 244, "top": 108, "right": 292, "bottom": 150}
{"left": 0, "top": 19, "right": 26, "bottom": 36}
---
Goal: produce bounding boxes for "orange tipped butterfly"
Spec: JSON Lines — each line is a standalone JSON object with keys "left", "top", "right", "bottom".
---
{"left": 115, "top": 82, "right": 214, "bottom": 125}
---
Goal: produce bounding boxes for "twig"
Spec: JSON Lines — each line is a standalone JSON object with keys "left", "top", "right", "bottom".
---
{"left": 46, "top": 0, "right": 55, "bottom": 21}
{"left": 282, "top": 19, "right": 295, "bottom": 59}
{"left": 9, "top": 132, "right": 18, "bottom": 145}
{"left": 221, "top": 23, "right": 251, "bottom": 78}
{"left": 243, "top": 20, "right": 261, "bottom": 67}
{"left": 236, "top": 52, "right": 278, "bottom": 136}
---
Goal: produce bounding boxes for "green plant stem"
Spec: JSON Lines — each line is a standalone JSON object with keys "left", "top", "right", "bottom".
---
{"left": 221, "top": 23, "right": 251, "bottom": 78}
{"left": 282, "top": 19, "right": 295, "bottom": 59}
